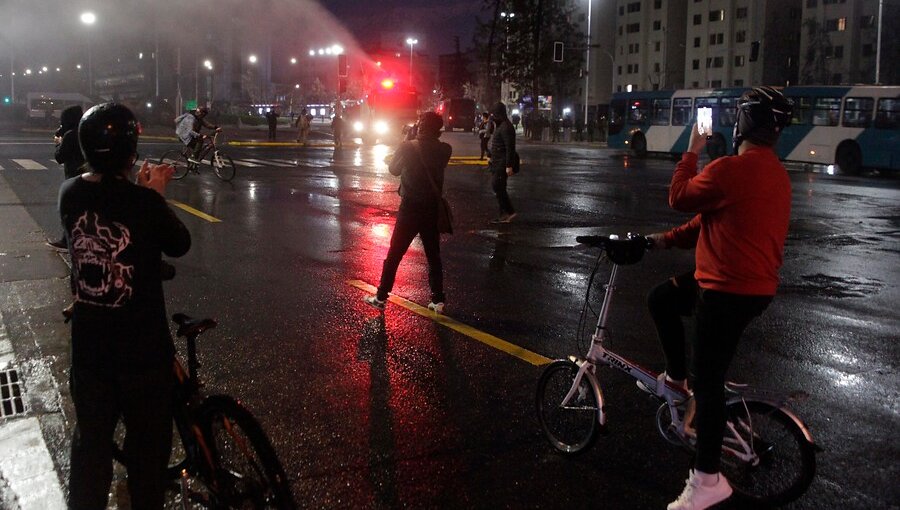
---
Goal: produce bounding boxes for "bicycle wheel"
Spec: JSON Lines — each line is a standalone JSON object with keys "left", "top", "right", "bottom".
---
{"left": 211, "top": 152, "right": 236, "bottom": 182}
{"left": 535, "top": 360, "right": 601, "bottom": 454}
{"left": 720, "top": 400, "right": 816, "bottom": 507}
{"left": 111, "top": 416, "right": 189, "bottom": 479}
{"left": 159, "top": 150, "right": 191, "bottom": 180}
{"left": 200, "top": 395, "right": 295, "bottom": 509}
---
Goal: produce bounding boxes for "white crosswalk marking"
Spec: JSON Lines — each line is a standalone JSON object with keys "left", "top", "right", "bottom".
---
{"left": 241, "top": 158, "right": 294, "bottom": 167}
{"left": 12, "top": 159, "right": 47, "bottom": 170}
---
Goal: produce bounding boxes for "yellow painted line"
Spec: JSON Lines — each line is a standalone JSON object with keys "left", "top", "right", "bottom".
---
{"left": 448, "top": 160, "right": 488, "bottom": 166}
{"left": 347, "top": 279, "right": 551, "bottom": 366}
{"left": 228, "top": 141, "right": 337, "bottom": 148}
{"left": 168, "top": 200, "right": 222, "bottom": 223}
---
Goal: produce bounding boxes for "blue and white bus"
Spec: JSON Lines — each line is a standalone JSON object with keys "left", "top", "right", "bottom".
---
{"left": 607, "top": 86, "right": 900, "bottom": 174}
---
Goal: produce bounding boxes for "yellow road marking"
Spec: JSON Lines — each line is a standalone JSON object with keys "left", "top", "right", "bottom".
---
{"left": 228, "top": 141, "right": 337, "bottom": 147}
{"left": 347, "top": 279, "right": 551, "bottom": 366}
{"left": 168, "top": 200, "right": 222, "bottom": 223}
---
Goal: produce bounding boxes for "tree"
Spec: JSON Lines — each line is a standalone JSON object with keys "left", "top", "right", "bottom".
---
{"left": 800, "top": 18, "right": 832, "bottom": 85}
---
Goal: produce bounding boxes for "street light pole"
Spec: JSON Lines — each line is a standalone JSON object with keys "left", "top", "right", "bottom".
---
{"left": 583, "top": 0, "right": 592, "bottom": 123}
{"left": 80, "top": 12, "right": 96, "bottom": 97}
{"left": 406, "top": 37, "right": 418, "bottom": 86}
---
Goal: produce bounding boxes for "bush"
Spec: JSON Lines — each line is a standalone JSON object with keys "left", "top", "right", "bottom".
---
{"left": 239, "top": 115, "right": 265, "bottom": 126}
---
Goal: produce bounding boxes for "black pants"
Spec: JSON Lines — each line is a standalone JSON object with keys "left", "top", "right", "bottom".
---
{"left": 268, "top": 125, "right": 277, "bottom": 140}
{"left": 69, "top": 363, "right": 174, "bottom": 510}
{"left": 491, "top": 169, "right": 515, "bottom": 216}
{"left": 480, "top": 137, "right": 489, "bottom": 158}
{"left": 647, "top": 272, "right": 771, "bottom": 474}
{"left": 377, "top": 201, "right": 445, "bottom": 304}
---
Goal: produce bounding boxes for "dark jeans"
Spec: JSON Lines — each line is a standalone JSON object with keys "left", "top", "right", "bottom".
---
{"left": 491, "top": 169, "right": 515, "bottom": 216}
{"left": 480, "top": 137, "right": 489, "bottom": 158}
{"left": 69, "top": 363, "right": 174, "bottom": 510}
{"left": 268, "top": 125, "right": 277, "bottom": 140}
{"left": 377, "top": 201, "right": 445, "bottom": 304}
{"left": 647, "top": 272, "right": 771, "bottom": 474}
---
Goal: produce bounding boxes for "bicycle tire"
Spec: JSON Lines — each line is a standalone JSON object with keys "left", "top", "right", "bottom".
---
{"left": 200, "top": 395, "right": 296, "bottom": 509}
{"left": 159, "top": 150, "right": 191, "bottom": 180}
{"left": 211, "top": 152, "right": 236, "bottom": 182}
{"left": 720, "top": 400, "right": 816, "bottom": 507}
{"left": 535, "top": 360, "right": 601, "bottom": 454}
{"left": 111, "top": 417, "right": 189, "bottom": 479}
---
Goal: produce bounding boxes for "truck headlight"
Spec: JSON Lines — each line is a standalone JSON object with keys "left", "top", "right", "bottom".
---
{"left": 374, "top": 120, "right": 389, "bottom": 135}
{"left": 353, "top": 121, "right": 364, "bottom": 133}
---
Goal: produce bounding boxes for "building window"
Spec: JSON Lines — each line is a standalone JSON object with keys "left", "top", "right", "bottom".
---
{"left": 618, "top": 25, "right": 623, "bottom": 35}
{"left": 653, "top": 20, "right": 662, "bottom": 31}
{"left": 618, "top": 65, "right": 622, "bottom": 75}
{"left": 861, "top": 15, "right": 876, "bottom": 28}
{"left": 709, "top": 33, "right": 724, "bottom": 45}
{"left": 806, "top": 0, "right": 816, "bottom": 7}
{"left": 734, "top": 79, "right": 744, "bottom": 87}
{"left": 654, "top": 62, "right": 661, "bottom": 72}
{"left": 692, "top": 81, "right": 700, "bottom": 88}
{"left": 863, "top": 44, "right": 875, "bottom": 56}
{"left": 710, "top": 80, "right": 723, "bottom": 87}
{"left": 627, "top": 2, "right": 641, "bottom": 13}
{"left": 706, "top": 56, "right": 724, "bottom": 68}
{"left": 736, "top": 30, "right": 747, "bottom": 43}
{"left": 789, "top": 8, "right": 800, "bottom": 19}
{"left": 655, "top": 41, "right": 661, "bottom": 51}
{"left": 734, "top": 55, "right": 745, "bottom": 67}
{"left": 736, "top": 7, "right": 748, "bottom": 19}
{"left": 626, "top": 23, "right": 641, "bottom": 33}
{"left": 692, "top": 59, "right": 700, "bottom": 70}
{"left": 619, "top": 5, "right": 624, "bottom": 15}
{"left": 832, "top": 73, "right": 842, "bottom": 85}
{"left": 709, "top": 10, "right": 724, "bottom": 22}
{"left": 654, "top": 0, "right": 662, "bottom": 8}
{"left": 833, "top": 45, "right": 844, "bottom": 58}
{"left": 634, "top": 64, "right": 639, "bottom": 74}
{"left": 694, "top": 37, "right": 701, "bottom": 48}
{"left": 823, "top": 0, "right": 847, "bottom": 4}
{"left": 825, "top": 18, "right": 847, "bottom": 32}
{"left": 693, "top": 14, "right": 702, "bottom": 25}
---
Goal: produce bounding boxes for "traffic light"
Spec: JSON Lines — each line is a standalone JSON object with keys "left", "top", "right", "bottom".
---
{"left": 553, "top": 42, "right": 564, "bottom": 62}
{"left": 2, "top": 96, "right": 9, "bottom": 105}
{"left": 339, "top": 77, "right": 347, "bottom": 94}
{"left": 338, "top": 54, "right": 348, "bottom": 78}
{"left": 749, "top": 41, "right": 760, "bottom": 62}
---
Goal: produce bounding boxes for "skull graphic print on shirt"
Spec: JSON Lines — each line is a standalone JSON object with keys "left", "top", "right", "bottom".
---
{"left": 70, "top": 211, "right": 135, "bottom": 307}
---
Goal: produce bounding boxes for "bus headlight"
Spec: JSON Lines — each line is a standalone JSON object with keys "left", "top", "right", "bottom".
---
{"left": 353, "top": 121, "right": 365, "bottom": 133}
{"left": 374, "top": 120, "right": 389, "bottom": 135}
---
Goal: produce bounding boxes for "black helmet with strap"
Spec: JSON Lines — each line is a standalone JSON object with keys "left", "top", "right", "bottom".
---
{"left": 79, "top": 103, "right": 141, "bottom": 175}
{"left": 732, "top": 86, "right": 793, "bottom": 154}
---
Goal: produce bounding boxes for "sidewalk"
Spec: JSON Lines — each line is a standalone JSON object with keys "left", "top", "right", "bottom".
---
{"left": 0, "top": 173, "right": 72, "bottom": 509}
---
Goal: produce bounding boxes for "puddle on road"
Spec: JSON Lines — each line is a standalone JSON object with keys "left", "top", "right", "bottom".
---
{"left": 780, "top": 273, "right": 884, "bottom": 298}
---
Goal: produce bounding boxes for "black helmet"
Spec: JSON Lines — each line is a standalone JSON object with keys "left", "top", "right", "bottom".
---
{"left": 733, "top": 86, "right": 793, "bottom": 154}
{"left": 79, "top": 103, "right": 141, "bottom": 174}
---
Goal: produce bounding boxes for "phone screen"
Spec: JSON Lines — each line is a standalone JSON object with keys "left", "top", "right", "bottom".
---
{"left": 697, "top": 107, "right": 713, "bottom": 136}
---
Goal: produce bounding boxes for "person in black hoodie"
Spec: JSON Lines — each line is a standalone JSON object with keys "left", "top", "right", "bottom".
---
{"left": 60, "top": 103, "right": 191, "bottom": 510}
{"left": 364, "top": 112, "right": 452, "bottom": 314}
{"left": 47, "top": 105, "right": 87, "bottom": 250}
{"left": 488, "top": 102, "right": 517, "bottom": 223}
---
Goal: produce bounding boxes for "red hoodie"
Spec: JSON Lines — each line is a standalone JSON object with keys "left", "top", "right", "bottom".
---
{"left": 664, "top": 148, "right": 791, "bottom": 296}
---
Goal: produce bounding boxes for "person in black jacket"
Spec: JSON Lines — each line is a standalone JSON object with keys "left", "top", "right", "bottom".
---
{"left": 364, "top": 112, "right": 452, "bottom": 314}
{"left": 61, "top": 103, "right": 191, "bottom": 510}
{"left": 47, "top": 105, "right": 87, "bottom": 250}
{"left": 488, "top": 102, "right": 517, "bottom": 223}
{"left": 265, "top": 108, "right": 279, "bottom": 140}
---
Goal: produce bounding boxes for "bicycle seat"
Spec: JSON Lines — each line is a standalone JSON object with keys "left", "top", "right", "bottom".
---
{"left": 172, "top": 313, "right": 217, "bottom": 338}
{"left": 575, "top": 233, "right": 650, "bottom": 265}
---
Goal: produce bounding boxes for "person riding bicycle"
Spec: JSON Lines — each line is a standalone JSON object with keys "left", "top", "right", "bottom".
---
{"left": 175, "top": 105, "right": 220, "bottom": 162}
{"left": 61, "top": 103, "right": 192, "bottom": 509}
{"left": 647, "top": 86, "right": 793, "bottom": 510}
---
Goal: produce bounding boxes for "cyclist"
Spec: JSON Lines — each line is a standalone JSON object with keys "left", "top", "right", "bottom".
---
{"left": 175, "top": 106, "right": 220, "bottom": 162}
{"left": 61, "top": 103, "right": 191, "bottom": 509}
{"left": 646, "top": 86, "right": 793, "bottom": 510}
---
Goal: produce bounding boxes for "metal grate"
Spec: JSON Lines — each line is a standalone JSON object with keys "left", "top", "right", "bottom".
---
{"left": 0, "top": 368, "right": 26, "bottom": 418}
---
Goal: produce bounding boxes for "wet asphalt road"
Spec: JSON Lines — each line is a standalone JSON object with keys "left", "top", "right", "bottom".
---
{"left": 0, "top": 129, "right": 898, "bottom": 509}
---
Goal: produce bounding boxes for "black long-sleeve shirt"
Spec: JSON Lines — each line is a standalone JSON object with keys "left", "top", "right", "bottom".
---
{"left": 489, "top": 119, "right": 516, "bottom": 173}
{"left": 54, "top": 130, "right": 85, "bottom": 179}
{"left": 388, "top": 136, "right": 452, "bottom": 207}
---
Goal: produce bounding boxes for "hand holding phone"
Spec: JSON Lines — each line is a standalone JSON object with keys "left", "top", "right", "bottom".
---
{"left": 697, "top": 107, "right": 713, "bottom": 137}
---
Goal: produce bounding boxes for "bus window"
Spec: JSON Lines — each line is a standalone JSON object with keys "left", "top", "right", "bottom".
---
{"left": 874, "top": 98, "right": 899, "bottom": 129}
{"left": 609, "top": 98, "right": 626, "bottom": 134}
{"left": 627, "top": 99, "right": 649, "bottom": 125}
{"left": 842, "top": 97, "right": 874, "bottom": 127}
{"left": 651, "top": 98, "right": 671, "bottom": 125}
{"left": 789, "top": 97, "right": 812, "bottom": 125}
{"left": 672, "top": 98, "right": 693, "bottom": 125}
{"left": 811, "top": 97, "right": 841, "bottom": 126}
{"left": 718, "top": 97, "right": 738, "bottom": 127}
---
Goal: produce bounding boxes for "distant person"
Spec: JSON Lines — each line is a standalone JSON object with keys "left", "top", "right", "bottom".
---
{"left": 364, "top": 112, "right": 451, "bottom": 314}
{"left": 488, "top": 102, "right": 516, "bottom": 223}
{"left": 295, "top": 108, "right": 312, "bottom": 145}
{"left": 265, "top": 108, "right": 279, "bottom": 141}
{"left": 550, "top": 116, "right": 560, "bottom": 142}
{"left": 47, "top": 105, "right": 86, "bottom": 251}
{"left": 562, "top": 114, "right": 573, "bottom": 142}
{"left": 61, "top": 103, "right": 191, "bottom": 510}
{"left": 587, "top": 116, "right": 596, "bottom": 143}
{"left": 511, "top": 112, "right": 521, "bottom": 133}
{"left": 332, "top": 114, "right": 345, "bottom": 148}
{"left": 175, "top": 106, "right": 219, "bottom": 162}
{"left": 575, "top": 118, "right": 584, "bottom": 141}
{"left": 477, "top": 112, "right": 491, "bottom": 160}
{"left": 645, "top": 87, "right": 793, "bottom": 510}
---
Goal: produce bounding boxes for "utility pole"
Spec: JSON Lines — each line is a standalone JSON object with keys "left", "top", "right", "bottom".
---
{"left": 583, "top": 0, "right": 592, "bottom": 123}
{"left": 532, "top": 0, "right": 544, "bottom": 112}
{"left": 875, "top": 0, "right": 883, "bottom": 84}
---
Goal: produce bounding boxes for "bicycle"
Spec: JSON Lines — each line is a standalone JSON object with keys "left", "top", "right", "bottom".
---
{"left": 160, "top": 130, "right": 236, "bottom": 182}
{"left": 110, "top": 313, "right": 296, "bottom": 509}
{"left": 535, "top": 233, "right": 818, "bottom": 507}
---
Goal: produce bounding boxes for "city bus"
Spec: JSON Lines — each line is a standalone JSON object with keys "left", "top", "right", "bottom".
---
{"left": 607, "top": 86, "right": 900, "bottom": 174}
{"left": 26, "top": 92, "right": 93, "bottom": 121}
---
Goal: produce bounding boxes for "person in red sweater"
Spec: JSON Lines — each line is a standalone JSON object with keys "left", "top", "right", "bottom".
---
{"left": 647, "top": 86, "right": 793, "bottom": 510}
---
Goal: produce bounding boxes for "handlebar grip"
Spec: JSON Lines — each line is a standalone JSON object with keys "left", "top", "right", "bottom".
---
{"left": 575, "top": 235, "right": 607, "bottom": 247}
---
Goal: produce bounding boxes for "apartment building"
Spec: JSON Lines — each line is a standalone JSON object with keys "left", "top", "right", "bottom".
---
{"left": 614, "top": 0, "right": 688, "bottom": 92}
{"left": 799, "top": 0, "right": 894, "bottom": 85}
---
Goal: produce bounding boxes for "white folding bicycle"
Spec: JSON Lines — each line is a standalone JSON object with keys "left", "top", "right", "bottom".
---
{"left": 535, "top": 233, "right": 818, "bottom": 507}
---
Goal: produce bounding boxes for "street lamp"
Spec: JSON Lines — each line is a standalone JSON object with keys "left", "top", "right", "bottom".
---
{"left": 405, "top": 37, "right": 418, "bottom": 86}
{"left": 583, "top": 0, "right": 592, "bottom": 124}
{"left": 80, "top": 11, "right": 96, "bottom": 96}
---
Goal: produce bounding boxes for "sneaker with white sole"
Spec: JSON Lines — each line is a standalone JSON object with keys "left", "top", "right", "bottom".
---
{"left": 667, "top": 470, "right": 733, "bottom": 510}
{"left": 363, "top": 295, "right": 386, "bottom": 311}
{"left": 427, "top": 302, "right": 444, "bottom": 314}
{"left": 636, "top": 372, "right": 688, "bottom": 402}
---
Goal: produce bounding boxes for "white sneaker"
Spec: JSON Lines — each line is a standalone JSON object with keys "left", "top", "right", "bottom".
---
{"left": 427, "top": 302, "right": 445, "bottom": 314}
{"left": 667, "top": 470, "right": 732, "bottom": 510}
{"left": 636, "top": 372, "right": 687, "bottom": 402}
{"left": 363, "top": 295, "right": 386, "bottom": 311}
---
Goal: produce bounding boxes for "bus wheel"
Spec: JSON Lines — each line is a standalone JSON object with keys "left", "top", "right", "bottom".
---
{"left": 836, "top": 142, "right": 862, "bottom": 175}
{"left": 706, "top": 133, "right": 727, "bottom": 160}
{"left": 631, "top": 133, "right": 647, "bottom": 158}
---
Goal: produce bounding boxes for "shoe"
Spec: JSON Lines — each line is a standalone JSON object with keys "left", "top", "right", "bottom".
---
{"left": 363, "top": 295, "right": 386, "bottom": 311}
{"left": 427, "top": 302, "right": 444, "bottom": 314}
{"left": 490, "top": 213, "right": 517, "bottom": 224}
{"left": 46, "top": 239, "right": 67, "bottom": 251}
{"left": 667, "top": 470, "right": 732, "bottom": 510}
{"left": 636, "top": 372, "right": 687, "bottom": 401}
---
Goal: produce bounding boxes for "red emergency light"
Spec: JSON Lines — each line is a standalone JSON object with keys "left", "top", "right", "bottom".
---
{"left": 381, "top": 79, "right": 395, "bottom": 89}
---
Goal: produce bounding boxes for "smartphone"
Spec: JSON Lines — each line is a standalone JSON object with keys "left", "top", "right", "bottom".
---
{"left": 697, "top": 107, "right": 713, "bottom": 136}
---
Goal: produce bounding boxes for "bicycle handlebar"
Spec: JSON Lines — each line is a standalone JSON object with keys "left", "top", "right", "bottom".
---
{"left": 576, "top": 233, "right": 653, "bottom": 265}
